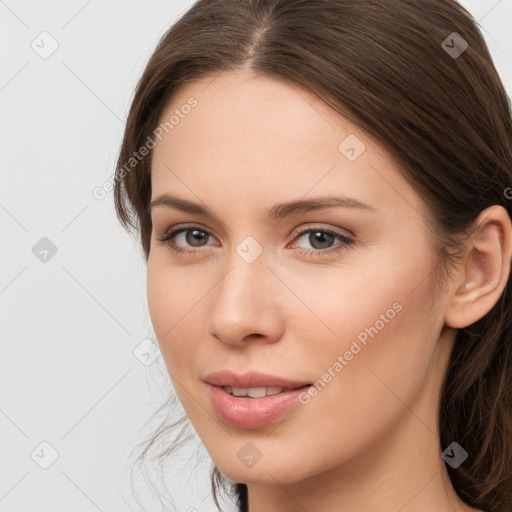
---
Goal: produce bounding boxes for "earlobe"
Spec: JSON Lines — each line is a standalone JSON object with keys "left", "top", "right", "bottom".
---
{"left": 444, "top": 206, "right": 512, "bottom": 329}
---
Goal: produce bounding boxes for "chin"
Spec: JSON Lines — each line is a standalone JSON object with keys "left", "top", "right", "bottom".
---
{"left": 208, "top": 443, "right": 322, "bottom": 486}
{"left": 220, "top": 463, "right": 307, "bottom": 486}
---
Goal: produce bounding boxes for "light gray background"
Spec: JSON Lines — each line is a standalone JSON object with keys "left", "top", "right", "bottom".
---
{"left": 1, "top": 1, "right": 511, "bottom": 511}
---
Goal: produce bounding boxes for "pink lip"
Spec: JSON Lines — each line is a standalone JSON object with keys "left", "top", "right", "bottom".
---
{"left": 203, "top": 369, "right": 311, "bottom": 389}
{"left": 203, "top": 370, "right": 312, "bottom": 429}
{"left": 206, "top": 383, "right": 311, "bottom": 429}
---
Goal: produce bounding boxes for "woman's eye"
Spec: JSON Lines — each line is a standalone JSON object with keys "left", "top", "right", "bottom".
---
{"left": 157, "top": 226, "right": 216, "bottom": 254}
{"left": 292, "top": 228, "right": 354, "bottom": 257}
{"left": 157, "top": 225, "right": 354, "bottom": 257}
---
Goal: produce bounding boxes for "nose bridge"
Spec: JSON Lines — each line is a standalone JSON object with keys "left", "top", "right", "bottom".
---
{"left": 217, "top": 232, "right": 270, "bottom": 300}
{"left": 214, "top": 244, "right": 269, "bottom": 317}
{"left": 208, "top": 240, "right": 282, "bottom": 344}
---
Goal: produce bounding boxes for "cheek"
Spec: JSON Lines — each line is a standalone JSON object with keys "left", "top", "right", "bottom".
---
{"left": 287, "top": 244, "right": 440, "bottom": 417}
{"left": 301, "top": 273, "right": 438, "bottom": 438}
{"left": 279, "top": 245, "right": 433, "bottom": 359}
{"left": 146, "top": 258, "right": 203, "bottom": 373}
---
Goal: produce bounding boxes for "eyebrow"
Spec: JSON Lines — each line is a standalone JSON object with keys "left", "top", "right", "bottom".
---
{"left": 149, "top": 193, "right": 378, "bottom": 220}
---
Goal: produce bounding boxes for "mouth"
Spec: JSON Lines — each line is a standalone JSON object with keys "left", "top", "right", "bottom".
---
{"left": 205, "top": 379, "right": 313, "bottom": 429}
{"left": 203, "top": 370, "right": 313, "bottom": 428}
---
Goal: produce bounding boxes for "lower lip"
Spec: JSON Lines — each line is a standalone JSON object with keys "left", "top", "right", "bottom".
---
{"left": 206, "top": 383, "right": 311, "bottom": 429}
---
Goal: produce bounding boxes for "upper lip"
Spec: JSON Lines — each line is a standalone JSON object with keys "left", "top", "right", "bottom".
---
{"left": 204, "top": 370, "right": 312, "bottom": 389}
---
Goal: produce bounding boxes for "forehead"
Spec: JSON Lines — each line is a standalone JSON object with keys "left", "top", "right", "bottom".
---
{"left": 150, "top": 70, "right": 425, "bottom": 221}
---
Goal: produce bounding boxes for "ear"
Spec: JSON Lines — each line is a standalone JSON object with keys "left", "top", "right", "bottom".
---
{"left": 444, "top": 205, "right": 512, "bottom": 329}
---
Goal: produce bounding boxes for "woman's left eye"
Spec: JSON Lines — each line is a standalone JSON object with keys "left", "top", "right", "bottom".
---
{"left": 157, "top": 224, "right": 354, "bottom": 257}
{"left": 292, "top": 227, "right": 354, "bottom": 257}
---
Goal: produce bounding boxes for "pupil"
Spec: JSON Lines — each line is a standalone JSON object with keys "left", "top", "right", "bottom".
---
{"left": 311, "top": 231, "right": 333, "bottom": 249}
{"left": 187, "top": 229, "right": 207, "bottom": 246}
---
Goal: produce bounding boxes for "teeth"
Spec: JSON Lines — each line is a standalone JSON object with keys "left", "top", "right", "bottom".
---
{"left": 247, "top": 387, "right": 266, "bottom": 398}
{"left": 223, "top": 386, "right": 284, "bottom": 397}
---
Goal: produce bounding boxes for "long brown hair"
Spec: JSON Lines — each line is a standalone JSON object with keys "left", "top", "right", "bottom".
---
{"left": 114, "top": 1, "right": 512, "bottom": 510}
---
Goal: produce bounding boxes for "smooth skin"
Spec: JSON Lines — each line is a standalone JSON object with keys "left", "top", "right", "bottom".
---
{"left": 147, "top": 69, "right": 512, "bottom": 512}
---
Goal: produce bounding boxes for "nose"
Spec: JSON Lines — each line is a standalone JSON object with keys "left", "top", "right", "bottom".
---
{"left": 207, "top": 252, "right": 285, "bottom": 348}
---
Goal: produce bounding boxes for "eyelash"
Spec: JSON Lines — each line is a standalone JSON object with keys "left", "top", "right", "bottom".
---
{"left": 156, "top": 223, "right": 354, "bottom": 258}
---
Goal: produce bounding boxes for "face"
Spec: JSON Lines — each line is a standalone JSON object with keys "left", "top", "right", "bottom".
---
{"left": 147, "top": 69, "right": 450, "bottom": 485}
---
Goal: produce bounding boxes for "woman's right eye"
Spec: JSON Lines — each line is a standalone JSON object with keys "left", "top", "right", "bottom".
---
{"left": 157, "top": 226, "right": 216, "bottom": 254}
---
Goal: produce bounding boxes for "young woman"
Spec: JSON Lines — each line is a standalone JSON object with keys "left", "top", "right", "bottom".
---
{"left": 114, "top": 1, "right": 512, "bottom": 510}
